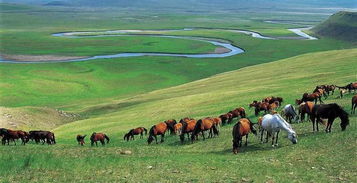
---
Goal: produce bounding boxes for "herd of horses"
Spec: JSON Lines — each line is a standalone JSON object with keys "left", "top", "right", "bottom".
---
{"left": 0, "top": 82, "right": 356, "bottom": 154}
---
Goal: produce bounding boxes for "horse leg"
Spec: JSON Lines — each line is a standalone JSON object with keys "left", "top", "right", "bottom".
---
{"left": 260, "top": 129, "right": 264, "bottom": 143}
{"left": 310, "top": 115, "right": 316, "bottom": 132}
{"left": 275, "top": 131, "right": 279, "bottom": 146}
{"left": 265, "top": 131, "right": 269, "bottom": 143}
{"left": 271, "top": 132, "right": 275, "bottom": 147}
{"left": 245, "top": 134, "right": 248, "bottom": 146}
{"left": 160, "top": 134, "right": 165, "bottom": 143}
{"left": 202, "top": 131, "right": 206, "bottom": 141}
{"left": 101, "top": 140, "right": 105, "bottom": 146}
{"left": 95, "top": 141, "right": 98, "bottom": 147}
{"left": 154, "top": 135, "right": 158, "bottom": 144}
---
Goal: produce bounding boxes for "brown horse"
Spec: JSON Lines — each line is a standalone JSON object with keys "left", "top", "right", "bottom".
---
{"left": 297, "top": 101, "right": 314, "bottom": 122}
{"left": 232, "top": 118, "right": 257, "bottom": 154}
{"left": 268, "top": 101, "right": 279, "bottom": 111}
{"left": 124, "top": 127, "right": 147, "bottom": 141}
{"left": 301, "top": 92, "right": 323, "bottom": 104}
{"left": 1, "top": 129, "right": 29, "bottom": 145}
{"left": 164, "top": 119, "right": 177, "bottom": 134}
{"left": 179, "top": 119, "right": 197, "bottom": 143}
{"left": 29, "top": 131, "right": 56, "bottom": 145}
{"left": 263, "top": 96, "right": 284, "bottom": 106}
{"left": 249, "top": 101, "right": 269, "bottom": 116}
{"left": 219, "top": 113, "right": 233, "bottom": 124}
{"left": 313, "top": 87, "right": 328, "bottom": 99}
{"left": 191, "top": 118, "right": 218, "bottom": 143}
{"left": 174, "top": 123, "right": 183, "bottom": 135}
{"left": 351, "top": 94, "right": 357, "bottom": 114}
{"left": 90, "top": 132, "right": 110, "bottom": 146}
{"left": 228, "top": 107, "right": 246, "bottom": 119}
{"left": 76, "top": 135, "right": 86, "bottom": 146}
{"left": 147, "top": 122, "right": 168, "bottom": 144}
{"left": 310, "top": 103, "right": 349, "bottom": 132}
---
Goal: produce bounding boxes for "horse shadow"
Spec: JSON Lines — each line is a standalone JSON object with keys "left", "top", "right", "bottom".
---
{"left": 209, "top": 143, "right": 282, "bottom": 155}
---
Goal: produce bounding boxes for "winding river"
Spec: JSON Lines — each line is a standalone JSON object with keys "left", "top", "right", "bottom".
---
{"left": 0, "top": 27, "right": 317, "bottom": 63}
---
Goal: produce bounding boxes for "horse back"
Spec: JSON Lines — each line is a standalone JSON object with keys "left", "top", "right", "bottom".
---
{"left": 238, "top": 118, "right": 251, "bottom": 136}
{"left": 154, "top": 122, "right": 167, "bottom": 135}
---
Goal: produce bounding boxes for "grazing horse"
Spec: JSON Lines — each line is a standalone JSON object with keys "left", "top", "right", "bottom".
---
{"left": 191, "top": 118, "right": 218, "bottom": 143}
{"left": 310, "top": 103, "right": 349, "bottom": 133}
{"left": 178, "top": 119, "right": 197, "bottom": 143}
{"left": 352, "top": 94, "right": 357, "bottom": 114}
{"left": 174, "top": 123, "right": 183, "bottom": 135}
{"left": 315, "top": 85, "right": 336, "bottom": 96}
{"left": 1, "top": 129, "right": 29, "bottom": 145}
{"left": 263, "top": 96, "right": 284, "bottom": 106}
{"left": 232, "top": 118, "right": 257, "bottom": 154}
{"left": 297, "top": 101, "right": 314, "bottom": 122}
{"left": 90, "top": 132, "right": 110, "bottom": 146}
{"left": 164, "top": 119, "right": 177, "bottom": 134}
{"left": 76, "top": 135, "right": 87, "bottom": 146}
{"left": 123, "top": 127, "right": 147, "bottom": 141}
{"left": 301, "top": 92, "right": 323, "bottom": 104}
{"left": 261, "top": 114, "right": 298, "bottom": 147}
{"left": 249, "top": 101, "right": 269, "bottom": 116}
{"left": 268, "top": 101, "right": 279, "bottom": 111}
{"left": 147, "top": 122, "right": 168, "bottom": 144}
{"left": 313, "top": 88, "right": 328, "bottom": 99}
{"left": 282, "top": 104, "right": 299, "bottom": 123}
{"left": 29, "top": 131, "right": 56, "bottom": 145}
{"left": 219, "top": 113, "right": 233, "bottom": 124}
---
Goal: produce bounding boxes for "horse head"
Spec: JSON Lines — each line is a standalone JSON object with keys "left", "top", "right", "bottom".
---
{"left": 287, "top": 132, "right": 298, "bottom": 144}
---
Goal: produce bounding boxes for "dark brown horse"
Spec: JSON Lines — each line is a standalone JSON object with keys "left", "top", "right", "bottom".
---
{"left": 164, "top": 119, "right": 177, "bottom": 134}
{"left": 310, "top": 103, "right": 349, "bottom": 132}
{"left": 232, "top": 118, "right": 257, "bottom": 154}
{"left": 29, "top": 131, "right": 56, "bottom": 145}
{"left": 147, "top": 122, "right": 168, "bottom": 144}
{"left": 263, "top": 96, "right": 283, "bottom": 106}
{"left": 301, "top": 92, "right": 323, "bottom": 104}
{"left": 249, "top": 101, "right": 269, "bottom": 116}
{"left": 179, "top": 119, "right": 197, "bottom": 143}
{"left": 124, "top": 127, "right": 147, "bottom": 141}
{"left": 219, "top": 113, "right": 233, "bottom": 124}
{"left": 351, "top": 94, "right": 357, "bottom": 114}
{"left": 76, "top": 135, "right": 87, "bottom": 146}
{"left": 90, "top": 132, "right": 110, "bottom": 146}
{"left": 191, "top": 118, "right": 218, "bottom": 143}
{"left": 1, "top": 129, "right": 29, "bottom": 145}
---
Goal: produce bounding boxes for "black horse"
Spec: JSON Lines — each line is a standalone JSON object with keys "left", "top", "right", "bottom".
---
{"left": 310, "top": 103, "right": 349, "bottom": 133}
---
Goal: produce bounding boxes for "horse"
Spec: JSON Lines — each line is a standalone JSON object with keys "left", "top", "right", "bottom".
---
{"left": 281, "top": 104, "right": 299, "bottom": 123}
{"left": 164, "top": 119, "right": 177, "bottom": 134}
{"left": 315, "top": 85, "right": 336, "bottom": 96}
{"left": 229, "top": 107, "right": 246, "bottom": 119}
{"left": 310, "top": 103, "right": 349, "bottom": 133}
{"left": 301, "top": 92, "right": 323, "bottom": 104}
{"left": 90, "top": 132, "right": 110, "bottom": 146}
{"left": 314, "top": 88, "right": 328, "bottom": 99}
{"left": 76, "top": 135, "right": 87, "bottom": 146}
{"left": 352, "top": 94, "right": 357, "bottom": 114}
{"left": 147, "top": 122, "right": 168, "bottom": 144}
{"left": 1, "top": 129, "right": 29, "bottom": 145}
{"left": 29, "top": 131, "right": 56, "bottom": 145}
{"left": 123, "top": 127, "right": 147, "bottom": 141}
{"left": 178, "top": 119, "right": 197, "bottom": 143}
{"left": 337, "top": 82, "right": 357, "bottom": 96}
{"left": 174, "top": 123, "right": 183, "bottom": 135}
{"left": 263, "top": 96, "right": 284, "bottom": 106}
{"left": 268, "top": 101, "right": 279, "bottom": 111}
{"left": 232, "top": 118, "right": 257, "bottom": 154}
{"left": 297, "top": 101, "right": 314, "bottom": 122}
{"left": 260, "top": 114, "right": 298, "bottom": 147}
{"left": 219, "top": 113, "right": 233, "bottom": 124}
{"left": 191, "top": 118, "right": 218, "bottom": 143}
{"left": 249, "top": 101, "right": 269, "bottom": 116}
{"left": 211, "top": 117, "right": 222, "bottom": 131}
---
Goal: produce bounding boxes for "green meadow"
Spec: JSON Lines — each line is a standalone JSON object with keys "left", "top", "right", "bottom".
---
{"left": 0, "top": 2, "right": 356, "bottom": 182}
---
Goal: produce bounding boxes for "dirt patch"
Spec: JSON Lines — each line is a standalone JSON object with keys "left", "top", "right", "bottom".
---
{"left": 1, "top": 54, "right": 87, "bottom": 62}
{"left": 0, "top": 106, "right": 80, "bottom": 130}
{"left": 212, "top": 47, "right": 231, "bottom": 54}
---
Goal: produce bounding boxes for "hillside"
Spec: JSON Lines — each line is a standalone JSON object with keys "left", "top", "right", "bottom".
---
{"left": 0, "top": 48, "right": 355, "bottom": 182}
{"left": 312, "top": 11, "right": 357, "bottom": 42}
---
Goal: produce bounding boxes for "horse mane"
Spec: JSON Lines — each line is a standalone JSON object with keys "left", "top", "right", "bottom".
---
{"left": 246, "top": 118, "right": 257, "bottom": 135}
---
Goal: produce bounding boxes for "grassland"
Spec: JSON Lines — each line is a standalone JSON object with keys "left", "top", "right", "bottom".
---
{"left": 0, "top": 48, "right": 356, "bottom": 182}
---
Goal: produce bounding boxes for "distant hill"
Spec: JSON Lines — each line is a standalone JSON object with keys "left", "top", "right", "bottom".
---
{"left": 312, "top": 11, "right": 357, "bottom": 42}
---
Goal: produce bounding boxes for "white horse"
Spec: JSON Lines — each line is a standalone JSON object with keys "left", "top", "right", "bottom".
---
{"left": 281, "top": 104, "right": 299, "bottom": 123}
{"left": 261, "top": 113, "right": 298, "bottom": 147}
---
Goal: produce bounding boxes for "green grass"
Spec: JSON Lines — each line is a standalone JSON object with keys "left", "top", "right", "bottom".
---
{"left": 0, "top": 48, "right": 356, "bottom": 182}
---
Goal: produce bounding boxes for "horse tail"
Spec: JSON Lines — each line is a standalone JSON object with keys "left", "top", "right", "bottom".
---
{"left": 143, "top": 128, "right": 148, "bottom": 135}
{"left": 104, "top": 134, "right": 110, "bottom": 143}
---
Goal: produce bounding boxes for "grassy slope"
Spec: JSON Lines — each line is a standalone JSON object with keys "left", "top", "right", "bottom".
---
{"left": 312, "top": 11, "right": 357, "bottom": 42}
{"left": 0, "top": 49, "right": 356, "bottom": 182}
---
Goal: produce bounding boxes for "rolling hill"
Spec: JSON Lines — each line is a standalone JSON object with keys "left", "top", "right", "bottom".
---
{"left": 312, "top": 11, "right": 357, "bottom": 42}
